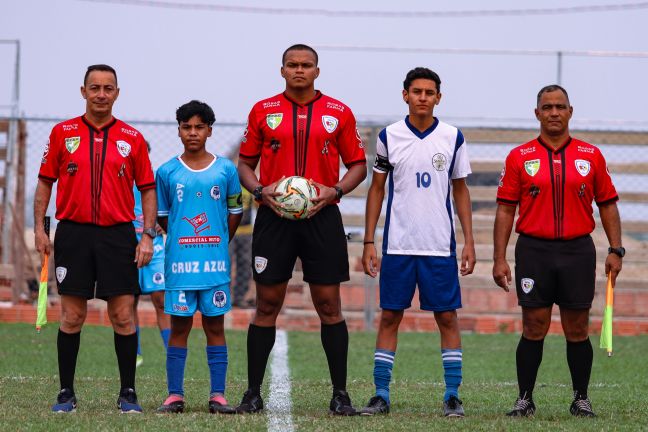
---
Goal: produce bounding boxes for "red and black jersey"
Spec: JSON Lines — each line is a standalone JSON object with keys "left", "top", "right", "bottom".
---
{"left": 38, "top": 115, "right": 155, "bottom": 226}
{"left": 239, "top": 91, "right": 366, "bottom": 187}
{"left": 497, "top": 137, "right": 618, "bottom": 240}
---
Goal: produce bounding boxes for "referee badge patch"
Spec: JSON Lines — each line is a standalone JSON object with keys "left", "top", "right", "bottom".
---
{"left": 322, "top": 115, "right": 338, "bottom": 133}
{"left": 116, "top": 140, "right": 132, "bottom": 157}
{"left": 254, "top": 256, "right": 268, "bottom": 273}
{"left": 56, "top": 267, "right": 67, "bottom": 283}
{"left": 524, "top": 159, "right": 540, "bottom": 177}
{"left": 521, "top": 278, "right": 534, "bottom": 294}
{"left": 266, "top": 113, "right": 283, "bottom": 130}
{"left": 575, "top": 159, "right": 591, "bottom": 177}
{"left": 65, "top": 137, "right": 80, "bottom": 154}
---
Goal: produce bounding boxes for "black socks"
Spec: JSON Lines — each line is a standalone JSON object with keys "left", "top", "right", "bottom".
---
{"left": 57, "top": 329, "right": 81, "bottom": 392}
{"left": 321, "top": 320, "right": 349, "bottom": 393}
{"left": 114, "top": 332, "right": 138, "bottom": 390}
{"left": 516, "top": 336, "right": 544, "bottom": 400}
{"left": 247, "top": 324, "right": 276, "bottom": 394}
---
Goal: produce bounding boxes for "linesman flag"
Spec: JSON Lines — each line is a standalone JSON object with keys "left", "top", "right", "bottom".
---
{"left": 599, "top": 273, "right": 614, "bottom": 357}
{"left": 36, "top": 216, "right": 50, "bottom": 332}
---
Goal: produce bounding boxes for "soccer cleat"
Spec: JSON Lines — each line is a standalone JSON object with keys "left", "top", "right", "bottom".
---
{"left": 51, "top": 388, "right": 77, "bottom": 413}
{"left": 506, "top": 396, "right": 536, "bottom": 417}
{"left": 570, "top": 394, "right": 596, "bottom": 417}
{"left": 136, "top": 354, "right": 144, "bottom": 368}
{"left": 117, "top": 387, "right": 142, "bottom": 413}
{"left": 235, "top": 389, "right": 264, "bottom": 414}
{"left": 209, "top": 394, "right": 236, "bottom": 414}
{"left": 156, "top": 395, "right": 185, "bottom": 414}
{"left": 329, "top": 389, "right": 357, "bottom": 416}
{"left": 443, "top": 395, "right": 465, "bottom": 417}
{"left": 359, "top": 395, "right": 389, "bottom": 416}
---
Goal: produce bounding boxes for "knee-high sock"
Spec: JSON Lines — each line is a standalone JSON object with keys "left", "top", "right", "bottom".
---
{"left": 321, "top": 320, "right": 349, "bottom": 392}
{"left": 567, "top": 338, "right": 593, "bottom": 398}
{"left": 160, "top": 328, "right": 170, "bottom": 350}
{"left": 114, "top": 332, "right": 138, "bottom": 390}
{"left": 136, "top": 326, "right": 141, "bottom": 356}
{"left": 207, "top": 345, "right": 228, "bottom": 395}
{"left": 166, "top": 346, "right": 188, "bottom": 396}
{"left": 247, "top": 324, "right": 276, "bottom": 394}
{"left": 57, "top": 329, "right": 81, "bottom": 392}
{"left": 516, "top": 336, "right": 544, "bottom": 399}
{"left": 374, "top": 349, "right": 395, "bottom": 404}
{"left": 442, "top": 348, "right": 463, "bottom": 401}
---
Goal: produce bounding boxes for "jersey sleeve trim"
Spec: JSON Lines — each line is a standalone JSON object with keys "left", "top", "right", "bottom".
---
{"left": 378, "top": 128, "right": 388, "bottom": 153}
{"left": 240, "top": 151, "right": 261, "bottom": 160}
{"left": 137, "top": 181, "right": 156, "bottom": 191}
{"left": 344, "top": 158, "right": 367, "bottom": 168}
{"left": 157, "top": 210, "right": 169, "bottom": 217}
{"left": 596, "top": 196, "right": 619, "bottom": 206}
{"left": 496, "top": 198, "right": 518, "bottom": 206}
{"left": 228, "top": 207, "right": 244, "bottom": 215}
{"left": 38, "top": 174, "right": 57, "bottom": 183}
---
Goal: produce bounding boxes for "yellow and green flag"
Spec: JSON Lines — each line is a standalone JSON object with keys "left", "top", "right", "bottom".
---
{"left": 36, "top": 217, "right": 50, "bottom": 332}
{"left": 599, "top": 273, "right": 614, "bottom": 357}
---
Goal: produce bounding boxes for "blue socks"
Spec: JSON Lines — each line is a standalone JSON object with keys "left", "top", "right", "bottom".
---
{"left": 167, "top": 346, "right": 188, "bottom": 396}
{"left": 442, "top": 348, "right": 463, "bottom": 401}
{"left": 206, "top": 345, "right": 228, "bottom": 395}
{"left": 136, "top": 326, "right": 141, "bottom": 355}
{"left": 373, "top": 349, "right": 395, "bottom": 405}
{"left": 160, "top": 328, "right": 170, "bottom": 350}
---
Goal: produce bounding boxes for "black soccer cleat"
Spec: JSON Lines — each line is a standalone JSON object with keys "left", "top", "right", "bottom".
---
{"left": 209, "top": 394, "right": 236, "bottom": 414}
{"left": 359, "top": 395, "right": 390, "bottom": 416}
{"left": 235, "top": 389, "right": 264, "bottom": 414}
{"left": 156, "top": 395, "right": 185, "bottom": 414}
{"left": 329, "top": 389, "right": 357, "bottom": 416}
{"left": 506, "top": 396, "right": 536, "bottom": 417}
{"left": 117, "top": 387, "right": 142, "bottom": 413}
{"left": 570, "top": 394, "right": 596, "bottom": 417}
{"left": 443, "top": 395, "right": 465, "bottom": 417}
{"left": 51, "top": 388, "right": 77, "bottom": 413}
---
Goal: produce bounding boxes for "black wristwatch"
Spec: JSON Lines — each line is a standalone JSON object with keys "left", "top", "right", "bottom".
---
{"left": 334, "top": 185, "right": 344, "bottom": 200}
{"left": 142, "top": 227, "right": 157, "bottom": 239}
{"left": 252, "top": 185, "right": 264, "bottom": 201}
{"left": 608, "top": 246, "right": 626, "bottom": 258}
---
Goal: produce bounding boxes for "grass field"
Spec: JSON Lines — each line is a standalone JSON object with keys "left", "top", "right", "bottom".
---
{"left": 1, "top": 322, "right": 647, "bottom": 431}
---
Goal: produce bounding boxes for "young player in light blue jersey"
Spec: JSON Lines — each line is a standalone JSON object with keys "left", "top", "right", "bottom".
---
{"left": 132, "top": 142, "right": 171, "bottom": 367}
{"left": 156, "top": 101, "right": 243, "bottom": 414}
{"left": 360, "top": 68, "right": 476, "bottom": 418}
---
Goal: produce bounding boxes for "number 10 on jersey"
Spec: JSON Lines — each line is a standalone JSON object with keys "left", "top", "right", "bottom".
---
{"left": 416, "top": 172, "right": 432, "bottom": 188}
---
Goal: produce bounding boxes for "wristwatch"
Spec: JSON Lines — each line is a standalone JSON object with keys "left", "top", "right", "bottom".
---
{"left": 608, "top": 246, "right": 625, "bottom": 258}
{"left": 253, "top": 185, "right": 264, "bottom": 201}
{"left": 334, "top": 185, "right": 344, "bottom": 200}
{"left": 142, "top": 227, "right": 157, "bottom": 239}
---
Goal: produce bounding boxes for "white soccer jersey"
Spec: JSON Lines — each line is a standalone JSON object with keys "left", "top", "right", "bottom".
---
{"left": 373, "top": 116, "right": 471, "bottom": 256}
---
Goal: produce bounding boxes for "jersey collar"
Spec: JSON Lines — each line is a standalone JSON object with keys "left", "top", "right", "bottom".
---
{"left": 82, "top": 114, "right": 117, "bottom": 132}
{"left": 537, "top": 135, "right": 572, "bottom": 153}
{"left": 282, "top": 90, "right": 323, "bottom": 106}
{"left": 405, "top": 115, "right": 439, "bottom": 140}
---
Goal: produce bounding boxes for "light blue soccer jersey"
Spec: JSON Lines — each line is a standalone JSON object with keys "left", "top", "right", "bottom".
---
{"left": 156, "top": 154, "right": 243, "bottom": 290}
{"left": 133, "top": 183, "right": 165, "bottom": 252}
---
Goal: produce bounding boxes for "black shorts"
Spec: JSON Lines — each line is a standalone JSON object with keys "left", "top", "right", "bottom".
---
{"left": 251, "top": 205, "right": 349, "bottom": 285}
{"left": 54, "top": 220, "right": 140, "bottom": 300}
{"left": 514, "top": 234, "right": 596, "bottom": 309}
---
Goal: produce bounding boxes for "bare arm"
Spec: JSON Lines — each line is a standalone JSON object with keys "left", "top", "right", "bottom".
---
{"left": 33, "top": 180, "right": 54, "bottom": 262}
{"left": 228, "top": 213, "right": 243, "bottom": 242}
{"left": 310, "top": 163, "right": 367, "bottom": 217}
{"left": 237, "top": 157, "right": 282, "bottom": 214}
{"left": 492, "top": 204, "right": 516, "bottom": 291}
{"left": 135, "top": 187, "right": 156, "bottom": 268}
{"left": 362, "top": 171, "right": 387, "bottom": 278}
{"left": 599, "top": 201, "right": 623, "bottom": 285}
{"left": 452, "top": 178, "right": 476, "bottom": 276}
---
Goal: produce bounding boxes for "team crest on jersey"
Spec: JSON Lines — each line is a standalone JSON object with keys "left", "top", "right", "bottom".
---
{"left": 524, "top": 159, "right": 540, "bottom": 177}
{"left": 210, "top": 186, "right": 220, "bottom": 200}
{"left": 56, "top": 267, "right": 67, "bottom": 283}
{"left": 432, "top": 153, "right": 447, "bottom": 171}
{"left": 575, "top": 159, "right": 591, "bottom": 177}
{"left": 152, "top": 272, "right": 164, "bottom": 285}
{"left": 213, "top": 290, "right": 227, "bottom": 308}
{"left": 521, "top": 278, "right": 535, "bottom": 294}
{"left": 65, "top": 137, "right": 80, "bottom": 154}
{"left": 266, "top": 113, "right": 283, "bottom": 130}
{"left": 254, "top": 256, "right": 268, "bottom": 273}
{"left": 322, "top": 115, "right": 338, "bottom": 133}
{"left": 116, "top": 140, "right": 131, "bottom": 157}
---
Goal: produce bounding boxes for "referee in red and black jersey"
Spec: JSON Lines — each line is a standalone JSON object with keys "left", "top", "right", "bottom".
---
{"left": 493, "top": 85, "right": 623, "bottom": 418}
{"left": 33, "top": 64, "right": 157, "bottom": 413}
{"left": 235, "top": 44, "right": 366, "bottom": 415}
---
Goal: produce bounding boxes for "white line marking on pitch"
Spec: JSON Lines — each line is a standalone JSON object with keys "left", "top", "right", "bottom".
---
{"left": 267, "top": 329, "right": 294, "bottom": 432}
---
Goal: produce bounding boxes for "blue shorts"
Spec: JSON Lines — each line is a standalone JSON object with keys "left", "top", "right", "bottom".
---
{"left": 379, "top": 254, "right": 461, "bottom": 312}
{"left": 139, "top": 253, "right": 165, "bottom": 294}
{"left": 164, "top": 284, "right": 231, "bottom": 317}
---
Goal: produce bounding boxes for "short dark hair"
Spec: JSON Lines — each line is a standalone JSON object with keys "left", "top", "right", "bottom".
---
{"left": 282, "top": 44, "right": 319, "bottom": 66}
{"left": 537, "top": 84, "right": 570, "bottom": 105}
{"left": 84, "top": 64, "right": 117, "bottom": 86}
{"left": 176, "top": 100, "right": 216, "bottom": 126}
{"left": 404, "top": 67, "right": 441, "bottom": 92}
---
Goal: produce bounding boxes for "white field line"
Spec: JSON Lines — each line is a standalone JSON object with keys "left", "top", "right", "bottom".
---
{"left": 267, "top": 329, "right": 294, "bottom": 432}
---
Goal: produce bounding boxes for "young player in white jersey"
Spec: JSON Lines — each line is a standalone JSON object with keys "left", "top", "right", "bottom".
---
{"left": 156, "top": 101, "right": 243, "bottom": 414}
{"left": 360, "top": 68, "right": 476, "bottom": 417}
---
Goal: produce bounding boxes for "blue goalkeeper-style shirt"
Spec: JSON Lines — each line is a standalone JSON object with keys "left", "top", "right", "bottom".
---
{"left": 156, "top": 154, "right": 242, "bottom": 290}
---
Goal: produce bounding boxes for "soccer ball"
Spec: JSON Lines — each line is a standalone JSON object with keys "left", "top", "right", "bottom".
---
{"left": 274, "top": 176, "right": 317, "bottom": 220}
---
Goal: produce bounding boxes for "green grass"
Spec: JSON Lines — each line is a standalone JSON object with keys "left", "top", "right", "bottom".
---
{"left": 1, "top": 323, "right": 647, "bottom": 431}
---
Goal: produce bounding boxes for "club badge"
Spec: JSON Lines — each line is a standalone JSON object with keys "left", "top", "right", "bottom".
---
{"left": 432, "top": 153, "right": 447, "bottom": 171}
{"left": 116, "top": 140, "right": 131, "bottom": 157}
{"left": 213, "top": 290, "right": 227, "bottom": 308}
{"left": 65, "top": 137, "right": 80, "bottom": 154}
{"left": 266, "top": 113, "right": 283, "bottom": 130}
{"left": 56, "top": 267, "right": 67, "bottom": 283}
{"left": 524, "top": 159, "right": 540, "bottom": 177}
{"left": 521, "top": 278, "right": 534, "bottom": 294}
{"left": 210, "top": 185, "right": 220, "bottom": 200}
{"left": 255, "top": 256, "right": 268, "bottom": 273}
{"left": 575, "top": 159, "right": 591, "bottom": 177}
{"left": 322, "top": 115, "right": 338, "bottom": 133}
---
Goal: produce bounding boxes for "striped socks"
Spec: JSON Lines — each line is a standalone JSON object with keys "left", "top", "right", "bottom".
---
{"left": 373, "top": 349, "right": 395, "bottom": 404}
{"left": 442, "top": 348, "right": 463, "bottom": 401}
